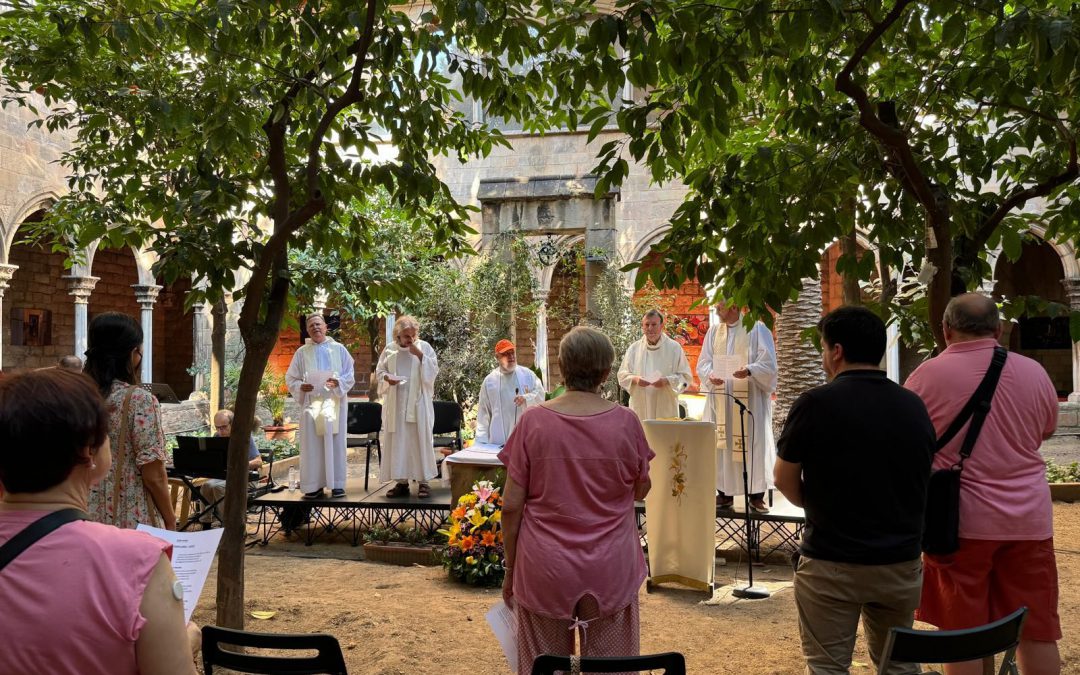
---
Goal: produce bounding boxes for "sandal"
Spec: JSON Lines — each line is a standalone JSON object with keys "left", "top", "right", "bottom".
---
{"left": 386, "top": 482, "right": 410, "bottom": 498}
{"left": 417, "top": 483, "right": 431, "bottom": 499}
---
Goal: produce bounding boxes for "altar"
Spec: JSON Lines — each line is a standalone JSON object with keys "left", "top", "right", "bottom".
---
{"left": 442, "top": 443, "right": 503, "bottom": 505}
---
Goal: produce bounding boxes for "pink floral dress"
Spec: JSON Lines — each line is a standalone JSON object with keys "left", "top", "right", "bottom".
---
{"left": 88, "top": 381, "right": 167, "bottom": 529}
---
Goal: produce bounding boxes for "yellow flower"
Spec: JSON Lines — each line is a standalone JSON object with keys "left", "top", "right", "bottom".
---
{"left": 491, "top": 510, "right": 502, "bottom": 523}
{"left": 469, "top": 509, "right": 488, "bottom": 528}
{"left": 461, "top": 494, "right": 478, "bottom": 506}
{"left": 465, "top": 556, "right": 476, "bottom": 565}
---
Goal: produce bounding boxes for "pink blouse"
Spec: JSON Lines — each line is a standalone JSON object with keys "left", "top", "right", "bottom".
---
{"left": 0, "top": 510, "right": 171, "bottom": 674}
{"left": 499, "top": 405, "right": 654, "bottom": 620}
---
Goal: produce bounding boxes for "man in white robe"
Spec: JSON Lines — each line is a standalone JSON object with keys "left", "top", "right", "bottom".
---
{"left": 285, "top": 314, "right": 355, "bottom": 499}
{"left": 697, "top": 302, "right": 777, "bottom": 512}
{"left": 475, "top": 339, "right": 544, "bottom": 446}
{"left": 618, "top": 309, "right": 693, "bottom": 420}
{"left": 375, "top": 315, "right": 439, "bottom": 498}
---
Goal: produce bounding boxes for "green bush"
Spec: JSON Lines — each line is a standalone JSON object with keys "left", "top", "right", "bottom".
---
{"left": 1046, "top": 459, "right": 1080, "bottom": 484}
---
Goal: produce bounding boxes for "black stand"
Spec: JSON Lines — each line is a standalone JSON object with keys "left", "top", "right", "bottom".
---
{"left": 730, "top": 396, "right": 770, "bottom": 600}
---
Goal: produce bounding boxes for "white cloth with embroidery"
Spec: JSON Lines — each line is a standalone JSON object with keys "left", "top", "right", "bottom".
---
{"left": 618, "top": 334, "right": 693, "bottom": 421}
{"left": 285, "top": 337, "right": 355, "bottom": 493}
{"left": 697, "top": 320, "right": 777, "bottom": 495}
{"left": 375, "top": 340, "right": 440, "bottom": 482}
{"left": 642, "top": 420, "right": 717, "bottom": 592}
{"left": 475, "top": 366, "right": 543, "bottom": 446}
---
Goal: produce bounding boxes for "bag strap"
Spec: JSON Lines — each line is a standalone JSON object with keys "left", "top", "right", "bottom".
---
{"left": 936, "top": 346, "right": 1008, "bottom": 465}
{"left": 111, "top": 385, "right": 137, "bottom": 516}
{"left": 0, "top": 509, "right": 88, "bottom": 573}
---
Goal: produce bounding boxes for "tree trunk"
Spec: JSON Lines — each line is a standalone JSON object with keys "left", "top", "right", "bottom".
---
{"left": 925, "top": 214, "right": 953, "bottom": 352}
{"left": 773, "top": 278, "right": 827, "bottom": 437}
{"left": 840, "top": 231, "right": 862, "bottom": 306}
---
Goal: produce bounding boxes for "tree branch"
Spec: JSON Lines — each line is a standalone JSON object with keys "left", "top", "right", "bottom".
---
{"left": 972, "top": 127, "right": 1078, "bottom": 249}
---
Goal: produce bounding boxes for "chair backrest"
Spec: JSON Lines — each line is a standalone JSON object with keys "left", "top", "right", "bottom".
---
{"left": 346, "top": 401, "right": 382, "bottom": 435}
{"left": 531, "top": 652, "right": 686, "bottom": 675}
{"left": 202, "top": 625, "right": 348, "bottom": 675}
{"left": 878, "top": 607, "right": 1027, "bottom": 675}
{"left": 432, "top": 400, "right": 463, "bottom": 435}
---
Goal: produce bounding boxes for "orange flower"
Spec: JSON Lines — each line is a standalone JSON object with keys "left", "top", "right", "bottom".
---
{"left": 452, "top": 507, "right": 466, "bottom": 521}
{"left": 481, "top": 531, "right": 496, "bottom": 547}
{"left": 460, "top": 536, "right": 476, "bottom": 551}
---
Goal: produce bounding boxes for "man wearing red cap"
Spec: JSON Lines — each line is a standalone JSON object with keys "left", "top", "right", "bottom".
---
{"left": 475, "top": 340, "right": 543, "bottom": 446}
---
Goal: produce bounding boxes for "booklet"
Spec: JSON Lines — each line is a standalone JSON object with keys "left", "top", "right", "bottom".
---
{"left": 137, "top": 524, "right": 224, "bottom": 622}
{"left": 305, "top": 369, "right": 334, "bottom": 390}
{"left": 486, "top": 600, "right": 518, "bottom": 673}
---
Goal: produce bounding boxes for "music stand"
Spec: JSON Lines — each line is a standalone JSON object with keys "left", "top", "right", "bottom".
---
{"left": 172, "top": 436, "right": 229, "bottom": 529}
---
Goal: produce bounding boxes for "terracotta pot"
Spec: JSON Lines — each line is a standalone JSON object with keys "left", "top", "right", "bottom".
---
{"left": 362, "top": 542, "right": 440, "bottom": 566}
{"left": 262, "top": 424, "right": 299, "bottom": 442}
{"left": 1050, "top": 481, "right": 1080, "bottom": 503}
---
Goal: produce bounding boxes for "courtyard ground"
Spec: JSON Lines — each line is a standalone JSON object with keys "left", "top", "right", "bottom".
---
{"left": 192, "top": 500, "right": 1080, "bottom": 674}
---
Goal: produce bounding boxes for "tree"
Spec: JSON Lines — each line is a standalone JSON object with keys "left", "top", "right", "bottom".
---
{"left": 548, "top": 0, "right": 1080, "bottom": 348}
{"left": 0, "top": 0, "right": 591, "bottom": 627}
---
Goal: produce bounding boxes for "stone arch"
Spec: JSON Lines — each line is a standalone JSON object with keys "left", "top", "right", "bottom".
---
{"left": 2, "top": 190, "right": 62, "bottom": 263}
{"left": 85, "top": 240, "right": 158, "bottom": 286}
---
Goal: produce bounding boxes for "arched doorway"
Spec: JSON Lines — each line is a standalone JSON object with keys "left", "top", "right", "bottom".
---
{"left": 994, "top": 238, "right": 1071, "bottom": 396}
{"left": 544, "top": 244, "right": 585, "bottom": 386}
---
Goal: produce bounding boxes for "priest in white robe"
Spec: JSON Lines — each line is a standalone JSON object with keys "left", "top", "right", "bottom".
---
{"left": 618, "top": 309, "right": 693, "bottom": 421}
{"left": 285, "top": 313, "right": 356, "bottom": 499}
{"left": 697, "top": 303, "right": 777, "bottom": 512}
{"left": 475, "top": 339, "right": 544, "bottom": 446}
{"left": 375, "top": 315, "right": 439, "bottom": 498}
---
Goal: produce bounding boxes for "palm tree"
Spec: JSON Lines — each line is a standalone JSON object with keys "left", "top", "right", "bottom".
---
{"left": 773, "top": 278, "right": 826, "bottom": 436}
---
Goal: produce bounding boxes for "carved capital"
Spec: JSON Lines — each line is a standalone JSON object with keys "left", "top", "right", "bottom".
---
{"left": 131, "top": 283, "right": 162, "bottom": 309}
{"left": 64, "top": 275, "right": 100, "bottom": 303}
{"left": 0, "top": 264, "right": 18, "bottom": 293}
{"left": 1063, "top": 278, "right": 1080, "bottom": 311}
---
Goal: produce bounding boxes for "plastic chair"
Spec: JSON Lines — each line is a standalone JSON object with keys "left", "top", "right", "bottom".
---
{"left": 202, "top": 625, "right": 348, "bottom": 674}
{"left": 877, "top": 607, "right": 1027, "bottom": 675}
{"left": 531, "top": 652, "right": 686, "bottom": 674}
{"left": 345, "top": 402, "right": 382, "bottom": 491}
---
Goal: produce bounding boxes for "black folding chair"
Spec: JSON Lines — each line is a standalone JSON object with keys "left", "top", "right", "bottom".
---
{"left": 346, "top": 401, "right": 382, "bottom": 491}
{"left": 531, "top": 652, "right": 686, "bottom": 675}
{"left": 433, "top": 400, "right": 463, "bottom": 477}
{"left": 202, "top": 625, "right": 348, "bottom": 674}
{"left": 877, "top": 607, "right": 1027, "bottom": 675}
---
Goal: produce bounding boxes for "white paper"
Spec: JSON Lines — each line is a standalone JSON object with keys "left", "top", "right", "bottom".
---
{"left": 469, "top": 442, "right": 504, "bottom": 454}
{"left": 713, "top": 355, "right": 743, "bottom": 380}
{"left": 486, "top": 600, "right": 518, "bottom": 673}
{"left": 639, "top": 370, "right": 664, "bottom": 387}
{"left": 137, "top": 524, "right": 224, "bottom": 622}
{"left": 305, "top": 369, "right": 334, "bottom": 389}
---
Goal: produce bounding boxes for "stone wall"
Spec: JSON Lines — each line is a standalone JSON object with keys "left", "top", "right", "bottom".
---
{"left": 3, "top": 243, "right": 75, "bottom": 370}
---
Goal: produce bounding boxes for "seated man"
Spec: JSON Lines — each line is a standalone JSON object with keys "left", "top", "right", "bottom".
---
{"left": 198, "top": 409, "right": 263, "bottom": 527}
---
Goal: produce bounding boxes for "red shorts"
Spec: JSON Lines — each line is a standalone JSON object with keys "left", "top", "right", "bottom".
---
{"left": 917, "top": 537, "right": 1061, "bottom": 642}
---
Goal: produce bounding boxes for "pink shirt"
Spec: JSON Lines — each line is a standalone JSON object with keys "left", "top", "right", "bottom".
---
{"left": 0, "top": 511, "right": 171, "bottom": 675}
{"left": 499, "top": 405, "right": 654, "bottom": 620}
{"left": 904, "top": 339, "right": 1057, "bottom": 540}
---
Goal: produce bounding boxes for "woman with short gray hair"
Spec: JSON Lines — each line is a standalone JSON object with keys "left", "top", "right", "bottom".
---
{"left": 499, "top": 326, "right": 654, "bottom": 671}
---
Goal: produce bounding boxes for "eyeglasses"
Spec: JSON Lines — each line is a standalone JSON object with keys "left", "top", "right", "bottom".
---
{"left": 214, "top": 424, "right": 230, "bottom": 431}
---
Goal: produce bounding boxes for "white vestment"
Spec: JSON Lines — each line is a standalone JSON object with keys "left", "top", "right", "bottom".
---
{"left": 475, "top": 366, "right": 543, "bottom": 446}
{"left": 618, "top": 334, "right": 693, "bottom": 421}
{"left": 697, "top": 320, "right": 777, "bottom": 495}
{"left": 375, "top": 340, "right": 439, "bottom": 482}
{"left": 285, "top": 337, "right": 355, "bottom": 493}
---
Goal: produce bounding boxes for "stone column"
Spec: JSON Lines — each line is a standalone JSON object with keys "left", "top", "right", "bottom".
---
{"left": 132, "top": 284, "right": 162, "bottom": 383}
{"left": 385, "top": 311, "right": 396, "bottom": 347}
{"left": 534, "top": 289, "right": 550, "bottom": 391}
{"left": 64, "top": 275, "right": 99, "bottom": 361}
{"left": 1063, "top": 278, "right": 1080, "bottom": 402}
{"left": 190, "top": 299, "right": 211, "bottom": 396}
{"left": 0, "top": 264, "right": 18, "bottom": 370}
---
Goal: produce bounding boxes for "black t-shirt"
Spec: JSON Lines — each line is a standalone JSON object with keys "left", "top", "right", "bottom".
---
{"left": 777, "top": 369, "right": 936, "bottom": 565}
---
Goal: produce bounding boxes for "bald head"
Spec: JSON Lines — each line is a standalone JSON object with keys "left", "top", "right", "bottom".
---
{"left": 58, "top": 356, "right": 83, "bottom": 372}
{"left": 213, "top": 409, "right": 235, "bottom": 436}
{"left": 943, "top": 293, "right": 1001, "bottom": 343}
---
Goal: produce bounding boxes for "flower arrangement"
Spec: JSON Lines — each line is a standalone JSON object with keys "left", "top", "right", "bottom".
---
{"left": 439, "top": 479, "right": 506, "bottom": 586}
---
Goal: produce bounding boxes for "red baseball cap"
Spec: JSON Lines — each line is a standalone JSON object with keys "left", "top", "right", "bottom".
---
{"left": 494, "top": 339, "right": 515, "bottom": 355}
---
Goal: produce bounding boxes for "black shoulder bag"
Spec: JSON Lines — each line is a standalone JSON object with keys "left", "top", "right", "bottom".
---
{"left": 922, "top": 346, "right": 1007, "bottom": 555}
{"left": 0, "top": 509, "right": 88, "bottom": 573}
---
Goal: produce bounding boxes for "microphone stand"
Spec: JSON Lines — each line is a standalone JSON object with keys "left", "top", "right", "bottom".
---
{"left": 712, "top": 389, "right": 771, "bottom": 600}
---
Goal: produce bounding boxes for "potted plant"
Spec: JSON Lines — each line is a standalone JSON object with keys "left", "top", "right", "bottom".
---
{"left": 1047, "top": 459, "right": 1080, "bottom": 502}
{"left": 438, "top": 479, "right": 507, "bottom": 586}
{"left": 260, "top": 365, "right": 298, "bottom": 441}
{"left": 362, "top": 526, "right": 440, "bottom": 566}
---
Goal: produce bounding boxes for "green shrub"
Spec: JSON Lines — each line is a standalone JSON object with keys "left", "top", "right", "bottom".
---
{"left": 1045, "top": 459, "right": 1080, "bottom": 483}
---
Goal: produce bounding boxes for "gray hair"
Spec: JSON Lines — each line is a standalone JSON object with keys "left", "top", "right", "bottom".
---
{"left": 392, "top": 315, "right": 421, "bottom": 338}
{"left": 558, "top": 326, "right": 615, "bottom": 392}
{"left": 943, "top": 294, "right": 1000, "bottom": 336}
{"left": 213, "top": 409, "right": 235, "bottom": 424}
{"left": 642, "top": 309, "right": 664, "bottom": 323}
{"left": 305, "top": 313, "right": 325, "bottom": 325}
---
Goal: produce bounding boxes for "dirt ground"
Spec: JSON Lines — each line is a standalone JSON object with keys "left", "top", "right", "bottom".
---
{"left": 191, "top": 501, "right": 1080, "bottom": 674}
